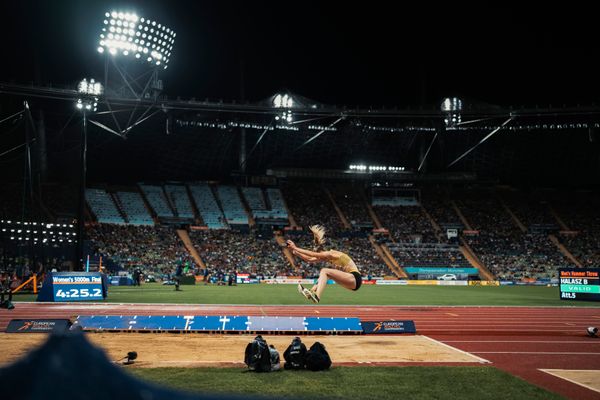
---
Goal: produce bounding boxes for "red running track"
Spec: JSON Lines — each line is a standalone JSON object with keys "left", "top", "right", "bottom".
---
{"left": 2, "top": 303, "right": 600, "bottom": 399}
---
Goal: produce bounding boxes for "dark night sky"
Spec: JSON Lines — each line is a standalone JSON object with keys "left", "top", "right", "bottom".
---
{"left": 1, "top": 1, "right": 599, "bottom": 108}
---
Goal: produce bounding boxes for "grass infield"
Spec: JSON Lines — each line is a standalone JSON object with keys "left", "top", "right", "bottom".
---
{"left": 129, "top": 366, "right": 565, "bottom": 400}
{"left": 13, "top": 283, "right": 600, "bottom": 306}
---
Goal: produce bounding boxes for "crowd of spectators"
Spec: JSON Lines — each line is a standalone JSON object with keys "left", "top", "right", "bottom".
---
{"left": 562, "top": 234, "right": 600, "bottom": 267}
{"left": 456, "top": 196, "right": 515, "bottom": 235}
{"left": 553, "top": 195, "right": 600, "bottom": 267}
{"left": 329, "top": 184, "right": 372, "bottom": 227}
{"left": 447, "top": 191, "right": 574, "bottom": 280}
{"left": 87, "top": 224, "right": 195, "bottom": 275}
{"left": 281, "top": 183, "right": 344, "bottom": 232}
{"left": 6, "top": 183, "right": 598, "bottom": 284}
{"left": 465, "top": 232, "right": 573, "bottom": 280}
{"left": 387, "top": 243, "right": 469, "bottom": 268}
{"left": 374, "top": 205, "right": 438, "bottom": 243}
{"left": 499, "top": 192, "right": 558, "bottom": 232}
{"left": 0, "top": 251, "right": 72, "bottom": 288}
{"left": 189, "top": 230, "right": 289, "bottom": 279}
{"left": 468, "top": 233, "right": 572, "bottom": 280}
{"left": 420, "top": 195, "right": 463, "bottom": 230}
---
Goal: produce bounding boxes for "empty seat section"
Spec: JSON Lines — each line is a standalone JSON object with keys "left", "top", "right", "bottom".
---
{"left": 266, "top": 188, "right": 289, "bottom": 220}
{"left": 165, "top": 184, "right": 194, "bottom": 219}
{"left": 189, "top": 184, "right": 227, "bottom": 229}
{"left": 217, "top": 185, "right": 248, "bottom": 225}
{"left": 86, "top": 188, "right": 125, "bottom": 224}
{"left": 139, "top": 184, "right": 174, "bottom": 218}
{"left": 117, "top": 191, "right": 154, "bottom": 225}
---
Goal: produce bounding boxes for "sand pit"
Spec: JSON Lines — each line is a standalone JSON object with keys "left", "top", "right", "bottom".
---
{"left": 540, "top": 369, "right": 600, "bottom": 394}
{"left": 0, "top": 332, "right": 487, "bottom": 368}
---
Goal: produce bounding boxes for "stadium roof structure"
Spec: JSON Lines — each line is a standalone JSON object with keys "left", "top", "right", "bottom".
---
{"left": 1, "top": 80, "right": 599, "bottom": 186}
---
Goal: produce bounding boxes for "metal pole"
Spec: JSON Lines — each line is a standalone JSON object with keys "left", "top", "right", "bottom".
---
{"left": 24, "top": 102, "right": 38, "bottom": 278}
{"left": 239, "top": 59, "right": 246, "bottom": 172}
{"left": 76, "top": 110, "right": 87, "bottom": 271}
{"left": 239, "top": 127, "right": 247, "bottom": 172}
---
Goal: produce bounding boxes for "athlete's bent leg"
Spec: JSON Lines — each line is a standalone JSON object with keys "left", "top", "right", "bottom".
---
{"left": 313, "top": 268, "right": 356, "bottom": 299}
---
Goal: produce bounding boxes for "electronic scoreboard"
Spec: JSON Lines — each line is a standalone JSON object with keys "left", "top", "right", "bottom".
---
{"left": 37, "top": 272, "right": 107, "bottom": 302}
{"left": 559, "top": 268, "right": 600, "bottom": 301}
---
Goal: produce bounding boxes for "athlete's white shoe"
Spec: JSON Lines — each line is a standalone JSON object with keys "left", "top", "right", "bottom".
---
{"left": 307, "top": 290, "right": 320, "bottom": 304}
{"left": 298, "top": 284, "right": 311, "bottom": 301}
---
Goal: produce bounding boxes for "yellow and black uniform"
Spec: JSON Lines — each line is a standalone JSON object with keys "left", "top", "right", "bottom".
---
{"left": 330, "top": 252, "right": 362, "bottom": 291}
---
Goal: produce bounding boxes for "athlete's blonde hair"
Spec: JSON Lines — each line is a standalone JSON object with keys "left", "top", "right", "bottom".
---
{"left": 309, "top": 224, "right": 326, "bottom": 251}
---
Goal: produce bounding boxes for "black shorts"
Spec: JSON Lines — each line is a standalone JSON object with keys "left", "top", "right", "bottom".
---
{"left": 351, "top": 271, "right": 362, "bottom": 291}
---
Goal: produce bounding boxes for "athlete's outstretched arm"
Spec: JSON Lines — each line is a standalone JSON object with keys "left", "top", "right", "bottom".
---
{"left": 287, "top": 240, "right": 332, "bottom": 261}
{"left": 293, "top": 250, "right": 319, "bottom": 263}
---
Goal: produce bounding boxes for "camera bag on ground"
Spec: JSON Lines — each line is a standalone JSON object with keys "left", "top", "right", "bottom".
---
{"left": 244, "top": 335, "right": 272, "bottom": 372}
{"left": 305, "top": 341, "right": 331, "bottom": 371}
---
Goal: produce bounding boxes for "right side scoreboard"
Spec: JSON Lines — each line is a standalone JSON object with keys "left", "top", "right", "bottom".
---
{"left": 559, "top": 268, "right": 600, "bottom": 301}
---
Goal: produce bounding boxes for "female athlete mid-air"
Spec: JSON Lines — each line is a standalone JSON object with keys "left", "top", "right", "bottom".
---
{"left": 286, "top": 225, "right": 362, "bottom": 303}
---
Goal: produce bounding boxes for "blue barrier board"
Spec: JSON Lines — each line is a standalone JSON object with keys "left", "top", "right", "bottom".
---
{"left": 305, "top": 317, "right": 363, "bottom": 332}
{"left": 75, "top": 315, "right": 363, "bottom": 333}
{"left": 248, "top": 316, "right": 307, "bottom": 331}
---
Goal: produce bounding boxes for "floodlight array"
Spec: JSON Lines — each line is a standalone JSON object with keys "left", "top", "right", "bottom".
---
{"left": 0, "top": 220, "right": 77, "bottom": 244}
{"left": 76, "top": 79, "right": 101, "bottom": 111}
{"left": 273, "top": 94, "right": 294, "bottom": 108}
{"left": 273, "top": 94, "right": 294, "bottom": 123}
{"left": 349, "top": 165, "right": 406, "bottom": 172}
{"left": 78, "top": 78, "right": 103, "bottom": 96}
{"left": 98, "top": 11, "right": 175, "bottom": 69}
{"left": 441, "top": 97, "right": 463, "bottom": 128}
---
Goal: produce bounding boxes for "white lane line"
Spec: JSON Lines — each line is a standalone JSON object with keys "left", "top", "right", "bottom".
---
{"left": 474, "top": 351, "right": 600, "bottom": 355}
{"left": 540, "top": 369, "right": 600, "bottom": 394}
{"left": 421, "top": 335, "right": 491, "bottom": 363}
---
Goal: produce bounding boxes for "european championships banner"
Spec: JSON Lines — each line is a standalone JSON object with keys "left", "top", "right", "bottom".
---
{"left": 361, "top": 320, "right": 416, "bottom": 334}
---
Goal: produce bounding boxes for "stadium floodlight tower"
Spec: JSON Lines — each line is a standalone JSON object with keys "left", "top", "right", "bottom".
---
{"left": 95, "top": 10, "right": 176, "bottom": 137}
{"left": 74, "top": 78, "right": 103, "bottom": 270}
{"left": 441, "top": 97, "right": 462, "bottom": 129}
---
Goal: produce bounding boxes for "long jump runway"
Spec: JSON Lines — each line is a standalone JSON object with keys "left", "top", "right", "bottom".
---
{"left": 1, "top": 303, "right": 600, "bottom": 399}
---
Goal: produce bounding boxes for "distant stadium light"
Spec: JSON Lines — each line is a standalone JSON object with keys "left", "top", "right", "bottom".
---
{"left": 78, "top": 78, "right": 103, "bottom": 96}
{"left": 76, "top": 78, "right": 102, "bottom": 112}
{"left": 273, "top": 94, "right": 294, "bottom": 123}
{"left": 441, "top": 97, "right": 463, "bottom": 128}
{"left": 97, "top": 10, "right": 175, "bottom": 70}
{"left": 349, "top": 164, "right": 405, "bottom": 172}
{"left": 274, "top": 94, "right": 294, "bottom": 108}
